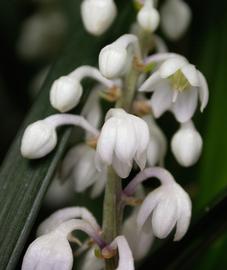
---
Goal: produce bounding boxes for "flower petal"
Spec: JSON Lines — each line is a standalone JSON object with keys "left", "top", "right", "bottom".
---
{"left": 139, "top": 71, "right": 161, "bottom": 92}
{"left": 137, "top": 188, "right": 163, "bottom": 230}
{"left": 113, "top": 236, "right": 134, "bottom": 270}
{"left": 112, "top": 154, "right": 132, "bottom": 179}
{"left": 96, "top": 118, "right": 117, "bottom": 164}
{"left": 150, "top": 81, "right": 173, "bottom": 117}
{"left": 152, "top": 196, "right": 178, "bottom": 239}
{"left": 197, "top": 70, "right": 209, "bottom": 111}
{"left": 172, "top": 87, "right": 198, "bottom": 123}
{"left": 159, "top": 57, "right": 188, "bottom": 78}
{"left": 181, "top": 64, "right": 200, "bottom": 87}
{"left": 115, "top": 118, "right": 136, "bottom": 164}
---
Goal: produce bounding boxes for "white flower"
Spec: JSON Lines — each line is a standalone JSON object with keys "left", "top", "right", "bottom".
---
{"left": 96, "top": 108, "right": 149, "bottom": 178}
{"left": 22, "top": 230, "right": 73, "bottom": 270}
{"left": 21, "top": 120, "right": 57, "bottom": 159}
{"left": 137, "top": 0, "right": 160, "bottom": 32}
{"left": 136, "top": 168, "right": 192, "bottom": 241}
{"left": 143, "top": 115, "right": 167, "bottom": 166}
{"left": 160, "top": 0, "right": 191, "bottom": 40}
{"left": 102, "top": 236, "right": 134, "bottom": 270}
{"left": 81, "top": 0, "right": 117, "bottom": 36}
{"left": 50, "top": 66, "right": 115, "bottom": 112}
{"left": 99, "top": 34, "right": 141, "bottom": 79}
{"left": 139, "top": 56, "right": 209, "bottom": 123}
{"left": 37, "top": 207, "right": 100, "bottom": 236}
{"left": 80, "top": 248, "right": 104, "bottom": 270}
{"left": 122, "top": 207, "right": 154, "bottom": 261}
{"left": 21, "top": 114, "right": 99, "bottom": 159}
{"left": 23, "top": 219, "right": 105, "bottom": 270}
{"left": 171, "top": 120, "right": 203, "bottom": 167}
{"left": 61, "top": 144, "right": 107, "bottom": 198}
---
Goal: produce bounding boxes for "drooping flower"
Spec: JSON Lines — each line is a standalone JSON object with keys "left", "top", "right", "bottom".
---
{"left": 171, "top": 120, "right": 203, "bottom": 167}
{"left": 95, "top": 108, "right": 149, "bottom": 178}
{"left": 139, "top": 56, "right": 209, "bottom": 123}
{"left": 22, "top": 219, "right": 105, "bottom": 270}
{"left": 81, "top": 0, "right": 117, "bottom": 36}
{"left": 160, "top": 0, "right": 191, "bottom": 40}
{"left": 123, "top": 167, "right": 192, "bottom": 241}
{"left": 133, "top": 168, "right": 192, "bottom": 240}
{"left": 61, "top": 144, "right": 107, "bottom": 198}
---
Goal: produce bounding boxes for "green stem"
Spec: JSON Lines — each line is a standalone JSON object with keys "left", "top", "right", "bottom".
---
{"left": 102, "top": 167, "right": 122, "bottom": 269}
{"left": 116, "top": 66, "right": 140, "bottom": 112}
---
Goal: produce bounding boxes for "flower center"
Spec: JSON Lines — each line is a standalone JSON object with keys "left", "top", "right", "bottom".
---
{"left": 169, "top": 70, "right": 190, "bottom": 92}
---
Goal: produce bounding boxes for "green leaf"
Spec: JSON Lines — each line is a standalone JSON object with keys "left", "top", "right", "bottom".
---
{"left": 0, "top": 2, "right": 134, "bottom": 269}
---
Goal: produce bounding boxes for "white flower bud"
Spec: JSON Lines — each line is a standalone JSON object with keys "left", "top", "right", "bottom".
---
{"left": 137, "top": 0, "right": 160, "bottom": 32}
{"left": 81, "top": 0, "right": 117, "bottom": 36}
{"left": 99, "top": 45, "right": 128, "bottom": 79}
{"left": 21, "top": 120, "right": 57, "bottom": 159}
{"left": 22, "top": 231, "right": 73, "bottom": 270}
{"left": 50, "top": 66, "right": 115, "bottom": 112}
{"left": 171, "top": 121, "right": 203, "bottom": 167}
{"left": 99, "top": 34, "right": 141, "bottom": 79}
{"left": 160, "top": 0, "right": 191, "bottom": 40}
{"left": 50, "top": 76, "right": 82, "bottom": 112}
{"left": 96, "top": 108, "right": 149, "bottom": 178}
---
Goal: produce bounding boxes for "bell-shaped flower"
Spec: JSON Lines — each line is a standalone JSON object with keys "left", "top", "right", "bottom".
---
{"left": 171, "top": 120, "right": 202, "bottom": 167}
{"left": 136, "top": 167, "right": 192, "bottom": 241}
{"left": 81, "top": 0, "right": 117, "bottom": 36}
{"left": 122, "top": 207, "right": 154, "bottom": 261}
{"left": 137, "top": 0, "right": 160, "bottom": 32}
{"left": 22, "top": 230, "right": 73, "bottom": 270}
{"left": 139, "top": 56, "right": 209, "bottom": 123}
{"left": 22, "top": 219, "right": 106, "bottom": 270}
{"left": 21, "top": 114, "right": 99, "bottom": 159}
{"left": 102, "top": 236, "right": 134, "bottom": 270}
{"left": 99, "top": 34, "right": 141, "bottom": 79}
{"left": 143, "top": 115, "right": 167, "bottom": 166}
{"left": 160, "top": 0, "right": 191, "bottom": 40}
{"left": 61, "top": 144, "right": 107, "bottom": 198}
{"left": 50, "top": 66, "right": 115, "bottom": 112}
{"left": 95, "top": 108, "right": 149, "bottom": 178}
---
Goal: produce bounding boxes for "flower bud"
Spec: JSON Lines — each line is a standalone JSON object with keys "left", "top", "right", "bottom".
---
{"left": 99, "top": 45, "right": 128, "bottom": 79}
{"left": 171, "top": 121, "right": 203, "bottom": 167}
{"left": 160, "top": 0, "right": 191, "bottom": 40}
{"left": 21, "top": 120, "right": 57, "bottom": 159}
{"left": 81, "top": 0, "right": 117, "bottom": 36}
{"left": 137, "top": 4, "right": 160, "bottom": 32}
{"left": 50, "top": 76, "right": 83, "bottom": 112}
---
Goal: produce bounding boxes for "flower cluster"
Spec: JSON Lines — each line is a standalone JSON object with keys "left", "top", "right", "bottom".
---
{"left": 20, "top": 1, "right": 208, "bottom": 269}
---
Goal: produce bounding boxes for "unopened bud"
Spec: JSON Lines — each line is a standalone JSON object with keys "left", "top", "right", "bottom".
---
{"left": 171, "top": 121, "right": 203, "bottom": 167}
